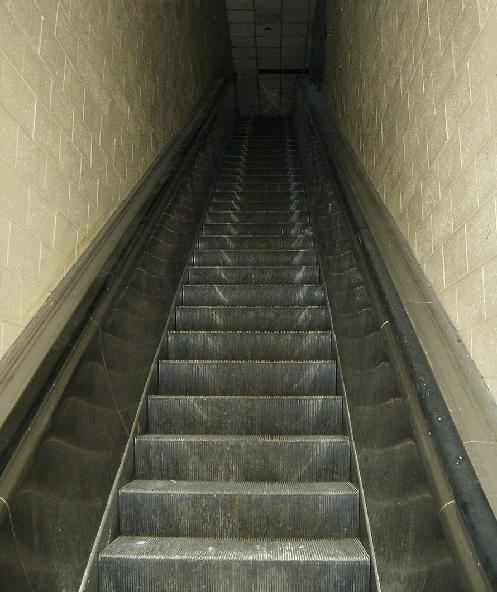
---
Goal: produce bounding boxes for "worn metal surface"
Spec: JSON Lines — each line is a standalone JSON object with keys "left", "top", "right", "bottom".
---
{"left": 119, "top": 479, "right": 359, "bottom": 538}
{"left": 294, "top": 83, "right": 468, "bottom": 590}
{"left": 99, "top": 537, "right": 369, "bottom": 592}
{"left": 0, "top": 83, "right": 236, "bottom": 592}
{"left": 99, "top": 118, "right": 369, "bottom": 591}
{"left": 147, "top": 395, "right": 342, "bottom": 434}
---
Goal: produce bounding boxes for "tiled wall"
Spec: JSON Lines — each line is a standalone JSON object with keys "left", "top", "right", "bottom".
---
{"left": 0, "top": 0, "right": 231, "bottom": 358}
{"left": 323, "top": 0, "right": 497, "bottom": 402}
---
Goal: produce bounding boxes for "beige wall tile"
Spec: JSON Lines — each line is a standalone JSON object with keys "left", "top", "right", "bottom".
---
{"left": 0, "top": 59, "right": 36, "bottom": 137}
{"left": 457, "top": 266, "right": 485, "bottom": 330}
{"left": 0, "top": 0, "right": 232, "bottom": 363}
{"left": 466, "top": 196, "right": 497, "bottom": 269}
{"left": 0, "top": 159, "right": 29, "bottom": 225}
{"left": 27, "top": 187, "right": 56, "bottom": 247}
{"left": 324, "top": 0, "right": 497, "bottom": 400}
{"left": 0, "top": 104, "right": 19, "bottom": 168}
{"left": 16, "top": 129, "right": 47, "bottom": 192}
{"left": 7, "top": 222, "right": 40, "bottom": 283}
{"left": 0, "top": 214, "right": 10, "bottom": 267}
{"left": 0, "top": 3, "right": 25, "bottom": 72}
{"left": 483, "top": 256, "right": 497, "bottom": 320}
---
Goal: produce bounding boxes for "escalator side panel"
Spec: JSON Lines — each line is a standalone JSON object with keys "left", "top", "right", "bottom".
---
{"left": 0, "top": 88, "right": 236, "bottom": 592}
{"left": 294, "top": 91, "right": 465, "bottom": 592}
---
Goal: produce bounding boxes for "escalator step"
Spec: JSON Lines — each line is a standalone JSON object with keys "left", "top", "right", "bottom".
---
{"left": 158, "top": 360, "right": 336, "bottom": 396}
{"left": 218, "top": 175, "right": 303, "bottom": 185}
{"left": 181, "top": 284, "right": 325, "bottom": 306}
{"left": 205, "top": 211, "right": 308, "bottom": 224}
{"left": 175, "top": 305, "right": 329, "bottom": 330}
{"left": 187, "top": 265, "right": 319, "bottom": 285}
{"left": 209, "top": 200, "right": 307, "bottom": 211}
{"left": 197, "top": 235, "right": 314, "bottom": 250}
{"left": 166, "top": 330, "right": 331, "bottom": 360}
{"left": 202, "top": 223, "right": 312, "bottom": 236}
{"left": 119, "top": 480, "right": 359, "bottom": 538}
{"left": 220, "top": 167, "right": 302, "bottom": 176}
{"left": 216, "top": 183, "right": 304, "bottom": 193}
{"left": 134, "top": 434, "right": 350, "bottom": 481}
{"left": 147, "top": 395, "right": 342, "bottom": 434}
{"left": 214, "top": 191, "right": 305, "bottom": 201}
{"left": 193, "top": 249, "right": 317, "bottom": 266}
{"left": 99, "top": 537, "right": 370, "bottom": 592}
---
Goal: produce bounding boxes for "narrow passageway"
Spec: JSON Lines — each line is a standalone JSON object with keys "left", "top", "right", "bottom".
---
{"left": 99, "top": 117, "right": 369, "bottom": 591}
{"left": 1, "top": 1, "right": 496, "bottom": 591}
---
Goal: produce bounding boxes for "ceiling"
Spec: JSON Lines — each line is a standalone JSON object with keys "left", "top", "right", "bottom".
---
{"left": 225, "top": 0, "right": 316, "bottom": 116}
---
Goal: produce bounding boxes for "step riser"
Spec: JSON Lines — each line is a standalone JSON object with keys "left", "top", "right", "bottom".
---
{"left": 193, "top": 250, "right": 317, "bottom": 266}
{"left": 221, "top": 161, "right": 300, "bottom": 169}
{"left": 197, "top": 236, "right": 314, "bottom": 250}
{"left": 188, "top": 266, "right": 319, "bottom": 285}
{"left": 135, "top": 438, "right": 350, "bottom": 481}
{"left": 166, "top": 331, "right": 331, "bottom": 360}
{"left": 220, "top": 168, "right": 302, "bottom": 176}
{"left": 182, "top": 285, "right": 325, "bottom": 306}
{"left": 158, "top": 361, "right": 336, "bottom": 396}
{"left": 175, "top": 307, "right": 329, "bottom": 330}
{"left": 219, "top": 175, "right": 303, "bottom": 184}
{"left": 148, "top": 396, "right": 342, "bottom": 434}
{"left": 216, "top": 184, "right": 304, "bottom": 193}
{"left": 203, "top": 223, "right": 312, "bottom": 236}
{"left": 215, "top": 191, "right": 305, "bottom": 201}
{"left": 206, "top": 212, "right": 308, "bottom": 224}
{"left": 119, "top": 487, "right": 359, "bottom": 538}
{"left": 210, "top": 201, "right": 307, "bottom": 211}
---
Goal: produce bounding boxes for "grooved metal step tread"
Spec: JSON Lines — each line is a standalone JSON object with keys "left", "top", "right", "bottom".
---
{"left": 158, "top": 360, "right": 336, "bottom": 396}
{"left": 216, "top": 184, "right": 305, "bottom": 194}
{"left": 198, "top": 236, "right": 314, "bottom": 250}
{"left": 192, "top": 250, "right": 317, "bottom": 266}
{"left": 166, "top": 330, "right": 332, "bottom": 360}
{"left": 182, "top": 285, "right": 324, "bottom": 306}
{"left": 135, "top": 434, "right": 351, "bottom": 482}
{"left": 214, "top": 191, "right": 305, "bottom": 201}
{"left": 99, "top": 537, "right": 370, "bottom": 592}
{"left": 119, "top": 480, "right": 359, "bottom": 538}
{"left": 175, "top": 305, "right": 329, "bottom": 330}
{"left": 220, "top": 168, "right": 302, "bottom": 176}
{"left": 202, "top": 223, "right": 312, "bottom": 236}
{"left": 147, "top": 395, "right": 343, "bottom": 434}
{"left": 210, "top": 200, "right": 306, "bottom": 211}
{"left": 187, "top": 265, "right": 319, "bottom": 285}
{"left": 206, "top": 212, "right": 308, "bottom": 224}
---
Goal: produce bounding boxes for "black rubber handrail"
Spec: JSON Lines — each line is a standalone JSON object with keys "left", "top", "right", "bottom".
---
{"left": 297, "top": 76, "right": 497, "bottom": 589}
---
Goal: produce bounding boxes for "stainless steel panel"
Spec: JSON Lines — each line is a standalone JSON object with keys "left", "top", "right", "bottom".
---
{"left": 147, "top": 395, "right": 342, "bottom": 434}
{"left": 135, "top": 434, "right": 351, "bottom": 481}
{"left": 99, "top": 537, "right": 369, "bottom": 592}
{"left": 158, "top": 359, "right": 336, "bottom": 396}
{"left": 175, "top": 305, "right": 329, "bottom": 330}
{"left": 181, "top": 284, "right": 324, "bottom": 305}
{"left": 119, "top": 480, "right": 359, "bottom": 538}
{"left": 166, "top": 329, "right": 331, "bottom": 359}
{"left": 187, "top": 265, "right": 319, "bottom": 284}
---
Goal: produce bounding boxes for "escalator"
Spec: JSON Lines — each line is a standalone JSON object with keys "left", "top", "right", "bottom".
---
{"left": 99, "top": 117, "right": 370, "bottom": 591}
{"left": 0, "top": 79, "right": 495, "bottom": 592}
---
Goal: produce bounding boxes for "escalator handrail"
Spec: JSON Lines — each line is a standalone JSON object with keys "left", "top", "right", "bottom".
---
{"left": 297, "top": 76, "right": 497, "bottom": 589}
